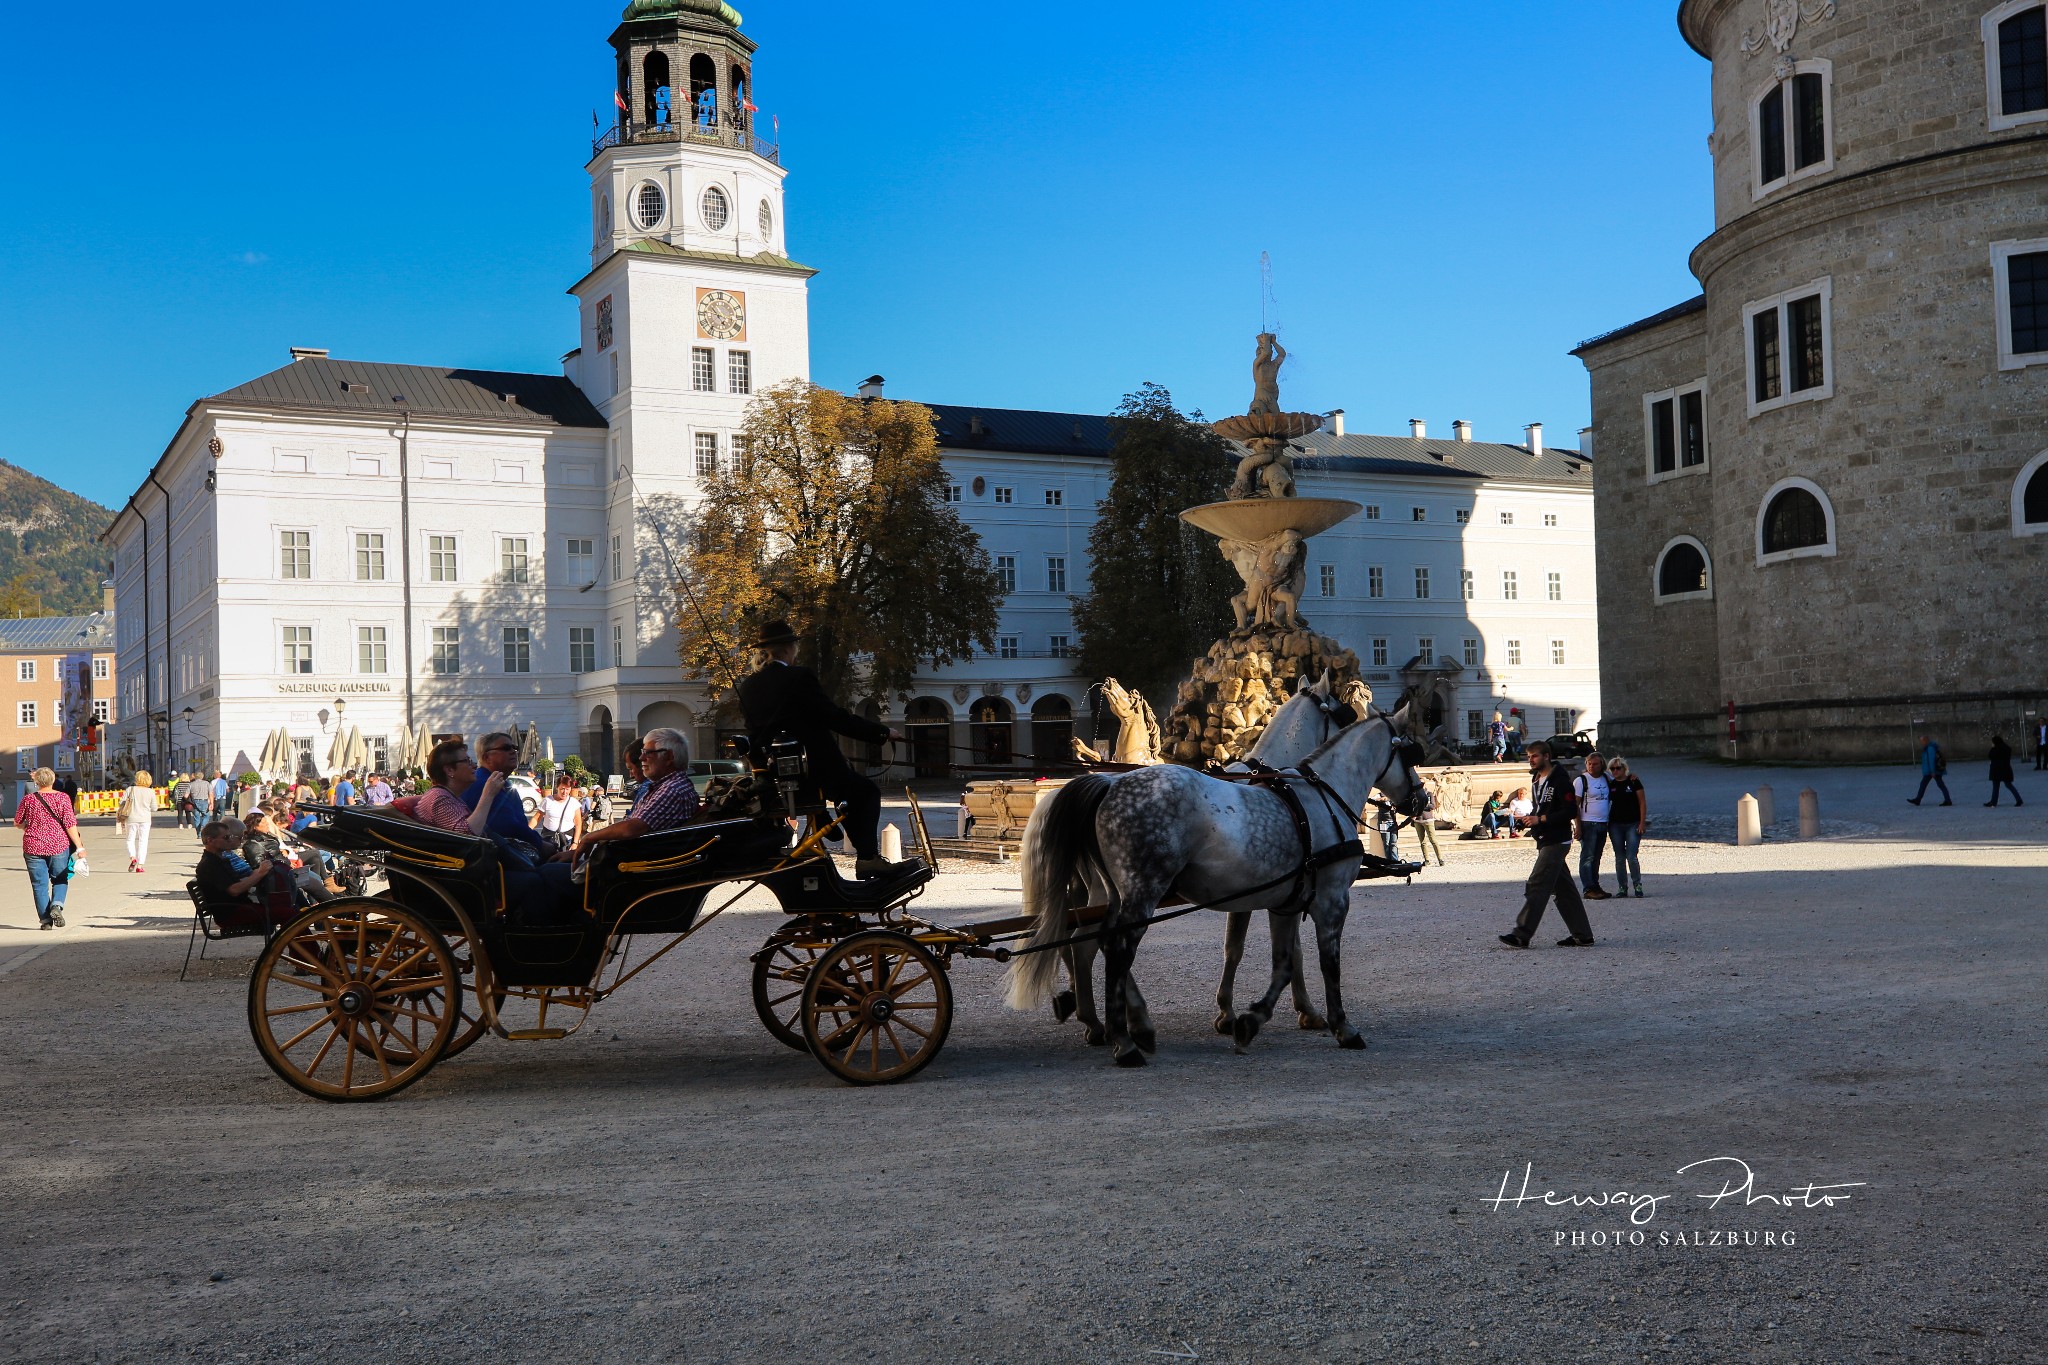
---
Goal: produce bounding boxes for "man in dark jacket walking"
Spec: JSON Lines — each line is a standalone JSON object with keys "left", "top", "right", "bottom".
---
{"left": 739, "top": 621, "right": 911, "bottom": 878}
{"left": 1499, "top": 740, "right": 1595, "bottom": 949}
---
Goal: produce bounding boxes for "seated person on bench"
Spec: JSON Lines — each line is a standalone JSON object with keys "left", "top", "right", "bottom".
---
{"left": 417, "top": 739, "right": 579, "bottom": 926}
{"left": 570, "top": 727, "right": 699, "bottom": 858}
{"left": 195, "top": 822, "right": 275, "bottom": 923}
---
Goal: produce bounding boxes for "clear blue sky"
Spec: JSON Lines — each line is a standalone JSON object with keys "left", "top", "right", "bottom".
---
{"left": 0, "top": 1, "right": 1711, "bottom": 510}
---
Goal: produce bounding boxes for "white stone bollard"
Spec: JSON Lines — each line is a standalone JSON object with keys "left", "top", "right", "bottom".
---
{"left": 1799, "top": 788, "right": 1821, "bottom": 839}
{"left": 880, "top": 823, "right": 903, "bottom": 861}
{"left": 1755, "top": 784, "right": 1775, "bottom": 829}
{"left": 1736, "top": 794, "right": 1762, "bottom": 846}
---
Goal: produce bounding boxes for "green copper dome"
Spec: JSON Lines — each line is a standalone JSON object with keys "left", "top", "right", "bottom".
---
{"left": 623, "top": 0, "right": 742, "bottom": 25}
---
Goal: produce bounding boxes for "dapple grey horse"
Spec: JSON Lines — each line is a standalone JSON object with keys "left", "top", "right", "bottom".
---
{"left": 1009, "top": 714, "right": 1425, "bottom": 1065}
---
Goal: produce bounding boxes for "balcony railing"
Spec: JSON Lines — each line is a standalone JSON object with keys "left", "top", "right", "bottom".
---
{"left": 593, "top": 117, "right": 780, "bottom": 165}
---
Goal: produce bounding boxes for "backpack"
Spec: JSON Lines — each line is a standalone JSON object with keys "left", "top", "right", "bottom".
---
{"left": 1934, "top": 745, "right": 1947, "bottom": 775}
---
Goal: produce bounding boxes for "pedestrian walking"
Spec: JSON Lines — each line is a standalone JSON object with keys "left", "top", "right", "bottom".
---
{"left": 117, "top": 770, "right": 157, "bottom": 872}
{"left": 173, "top": 774, "right": 195, "bottom": 830}
{"left": 1985, "top": 735, "right": 2024, "bottom": 807}
{"left": 1413, "top": 783, "right": 1445, "bottom": 867}
{"left": 1488, "top": 712, "right": 1509, "bottom": 763}
{"left": 16, "top": 767, "right": 82, "bottom": 930}
{"left": 2036, "top": 718, "right": 2048, "bottom": 772}
{"left": 1498, "top": 740, "right": 1595, "bottom": 949}
{"left": 1573, "top": 752, "right": 1614, "bottom": 898}
{"left": 191, "top": 771, "right": 214, "bottom": 836}
{"left": 1908, "top": 735, "right": 1952, "bottom": 806}
{"left": 1605, "top": 757, "right": 1648, "bottom": 897}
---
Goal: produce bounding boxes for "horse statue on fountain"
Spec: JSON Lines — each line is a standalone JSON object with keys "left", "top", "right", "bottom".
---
{"left": 1069, "top": 677, "right": 1163, "bottom": 767}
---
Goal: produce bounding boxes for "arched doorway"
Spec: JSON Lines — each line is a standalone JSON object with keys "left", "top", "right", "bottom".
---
{"left": 1031, "top": 695, "right": 1074, "bottom": 770}
{"left": 905, "top": 698, "right": 951, "bottom": 780}
{"left": 587, "top": 705, "right": 615, "bottom": 776}
{"left": 689, "top": 53, "right": 718, "bottom": 124}
{"left": 971, "top": 697, "right": 1014, "bottom": 767}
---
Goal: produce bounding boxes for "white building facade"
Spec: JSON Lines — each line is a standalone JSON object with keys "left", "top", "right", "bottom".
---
{"left": 106, "top": 1, "right": 1598, "bottom": 782}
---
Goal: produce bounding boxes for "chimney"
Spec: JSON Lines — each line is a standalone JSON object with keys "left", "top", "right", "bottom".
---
{"left": 289, "top": 347, "right": 329, "bottom": 362}
{"left": 1408, "top": 418, "right": 1427, "bottom": 440}
{"left": 857, "top": 375, "right": 885, "bottom": 398}
{"left": 1453, "top": 420, "right": 1472, "bottom": 443}
{"left": 102, "top": 581, "right": 115, "bottom": 614}
{"left": 1524, "top": 422, "right": 1545, "bottom": 456}
{"left": 1577, "top": 426, "right": 1594, "bottom": 460}
{"left": 1324, "top": 409, "right": 1346, "bottom": 438}
{"left": 968, "top": 415, "right": 987, "bottom": 438}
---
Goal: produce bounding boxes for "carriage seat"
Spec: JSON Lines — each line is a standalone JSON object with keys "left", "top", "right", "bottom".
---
{"left": 295, "top": 805, "right": 504, "bottom": 922}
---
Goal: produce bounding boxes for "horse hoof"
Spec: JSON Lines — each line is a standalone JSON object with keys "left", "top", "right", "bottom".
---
{"left": 1336, "top": 1031, "right": 1368, "bottom": 1051}
{"left": 1051, "top": 990, "right": 1076, "bottom": 1024}
{"left": 1297, "top": 1011, "right": 1328, "bottom": 1032}
{"left": 1133, "top": 1030, "right": 1158, "bottom": 1056}
{"left": 1232, "top": 1013, "right": 1263, "bottom": 1048}
{"left": 1213, "top": 1010, "right": 1235, "bottom": 1036}
{"left": 1083, "top": 1024, "right": 1107, "bottom": 1047}
{"left": 1113, "top": 1045, "right": 1149, "bottom": 1068}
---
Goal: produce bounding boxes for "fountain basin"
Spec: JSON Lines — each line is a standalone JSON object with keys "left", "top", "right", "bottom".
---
{"left": 1180, "top": 497, "right": 1362, "bottom": 542}
{"left": 1212, "top": 412, "right": 1328, "bottom": 443}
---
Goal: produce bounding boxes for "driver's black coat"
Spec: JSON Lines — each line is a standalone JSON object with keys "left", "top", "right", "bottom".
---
{"left": 737, "top": 659, "right": 889, "bottom": 788}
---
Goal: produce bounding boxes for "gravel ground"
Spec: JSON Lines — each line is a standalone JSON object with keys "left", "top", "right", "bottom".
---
{"left": 1, "top": 758, "right": 2043, "bottom": 1364}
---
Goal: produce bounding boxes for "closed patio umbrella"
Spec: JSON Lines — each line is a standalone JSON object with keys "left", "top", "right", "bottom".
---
{"left": 518, "top": 723, "right": 542, "bottom": 769}
{"left": 411, "top": 725, "right": 434, "bottom": 773}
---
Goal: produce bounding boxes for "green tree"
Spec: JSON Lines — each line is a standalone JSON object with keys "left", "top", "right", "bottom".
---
{"left": 676, "top": 381, "right": 1004, "bottom": 704}
{"left": 1073, "top": 384, "right": 1238, "bottom": 705}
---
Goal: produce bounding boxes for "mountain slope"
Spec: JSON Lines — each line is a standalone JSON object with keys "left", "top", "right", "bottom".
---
{"left": 0, "top": 460, "right": 115, "bottom": 617}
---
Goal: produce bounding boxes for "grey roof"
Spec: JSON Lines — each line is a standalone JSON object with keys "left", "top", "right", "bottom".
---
{"left": 1290, "top": 430, "right": 1591, "bottom": 487}
{"left": 208, "top": 356, "right": 607, "bottom": 429}
{"left": 0, "top": 613, "right": 114, "bottom": 651}
{"left": 925, "top": 403, "right": 1116, "bottom": 457}
{"left": 1572, "top": 295, "right": 1707, "bottom": 356}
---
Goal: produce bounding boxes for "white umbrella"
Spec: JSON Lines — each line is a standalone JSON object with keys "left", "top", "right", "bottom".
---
{"left": 411, "top": 725, "right": 434, "bottom": 773}
{"left": 256, "top": 730, "right": 281, "bottom": 777}
{"left": 544, "top": 736, "right": 555, "bottom": 765}
{"left": 327, "top": 721, "right": 348, "bottom": 771}
{"left": 345, "top": 726, "right": 371, "bottom": 774}
{"left": 518, "top": 723, "right": 542, "bottom": 769}
{"left": 395, "top": 724, "right": 416, "bottom": 776}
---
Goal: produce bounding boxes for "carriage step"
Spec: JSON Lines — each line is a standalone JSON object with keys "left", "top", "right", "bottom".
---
{"left": 504, "top": 1028, "right": 570, "bottom": 1041}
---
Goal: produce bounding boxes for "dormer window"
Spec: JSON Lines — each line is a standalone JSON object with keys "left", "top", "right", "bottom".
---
{"left": 1752, "top": 61, "right": 1833, "bottom": 197}
{"left": 1987, "top": 2, "right": 2048, "bottom": 130}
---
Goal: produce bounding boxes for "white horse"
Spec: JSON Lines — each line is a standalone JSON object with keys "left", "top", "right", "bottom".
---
{"left": 1034, "top": 674, "right": 1358, "bottom": 1044}
{"left": 1008, "top": 712, "right": 1425, "bottom": 1066}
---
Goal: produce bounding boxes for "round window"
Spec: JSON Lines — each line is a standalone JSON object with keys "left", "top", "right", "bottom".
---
{"left": 633, "top": 182, "right": 665, "bottom": 230}
{"left": 701, "top": 184, "right": 731, "bottom": 231}
{"left": 758, "top": 198, "right": 774, "bottom": 239}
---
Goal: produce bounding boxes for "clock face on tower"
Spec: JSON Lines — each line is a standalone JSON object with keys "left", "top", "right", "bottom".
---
{"left": 696, "top": 288, "right": 747, "bottom": 342}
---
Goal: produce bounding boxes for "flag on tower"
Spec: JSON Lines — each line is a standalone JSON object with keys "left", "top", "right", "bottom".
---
{"left": 614, "top": 89, "right": 629, "bottom": 113}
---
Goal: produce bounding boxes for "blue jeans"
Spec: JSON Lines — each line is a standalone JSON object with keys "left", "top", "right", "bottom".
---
{"left": 1577, "top": 821, "right": 1609, "bottom": 891}
{"left": 1608, "top": 824, "right": 1642, "bottom": 887}
{"left": 1913, "top": 773, "right": 1951, "bottom": 803}
{"left": 26, "top": 853, "right": 68, "bottom": 922}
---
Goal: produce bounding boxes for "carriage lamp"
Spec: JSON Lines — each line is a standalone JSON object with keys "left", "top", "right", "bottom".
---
{"left": 767, "top": 737, "right": 807, "bottom": 818}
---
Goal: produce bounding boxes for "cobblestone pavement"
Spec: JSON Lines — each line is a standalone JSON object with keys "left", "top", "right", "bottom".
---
{"left": 1, "top": 760, "right": 2043, "bottom": 1363}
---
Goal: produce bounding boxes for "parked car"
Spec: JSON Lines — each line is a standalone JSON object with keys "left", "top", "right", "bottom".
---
{"left": 506, "top": 773, "right": 542, "bottom": 817}
{"left": 689, "top": 758, "right": 749, "bottom": 796}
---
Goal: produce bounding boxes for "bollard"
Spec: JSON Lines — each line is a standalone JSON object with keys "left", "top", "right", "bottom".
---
{"left": 1799, "top": 788, "right": 1820, "bottom": 839}
{"left": 1736, "top": 793, "right": 1762, "bottom": 846}
{"left": 1755, "top": 784, "right": 1775, "bottom": 830}
{"left": 879, "top": 823, "right": 904, "bottom": 861}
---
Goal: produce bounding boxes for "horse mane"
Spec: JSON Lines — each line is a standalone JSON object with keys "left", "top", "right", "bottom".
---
{"left": 1137, "top": 695, "right": 1162, "bottom": 754}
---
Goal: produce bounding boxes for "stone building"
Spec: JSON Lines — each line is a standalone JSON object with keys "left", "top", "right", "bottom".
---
{"left": 0, "top": 607, "right": 116, "bottom": 810}
{"left": 1577, "top": 0, "right": 2048, "bottom": 761}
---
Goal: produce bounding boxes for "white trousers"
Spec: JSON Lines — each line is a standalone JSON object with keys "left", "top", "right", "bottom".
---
{"left": 125, "top": 820, "right": 151, "bottom": 865}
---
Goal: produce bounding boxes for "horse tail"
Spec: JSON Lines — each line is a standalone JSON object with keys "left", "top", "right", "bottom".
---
{"left": 1005, "top": 774, "right": 1115, "bottom": 1010}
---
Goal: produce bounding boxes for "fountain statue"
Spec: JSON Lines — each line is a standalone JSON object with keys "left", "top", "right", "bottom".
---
{"left": 1161, "top": 334, "right": 1367, "bottom": 765}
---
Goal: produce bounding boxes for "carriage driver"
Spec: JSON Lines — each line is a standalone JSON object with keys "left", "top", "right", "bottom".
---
{"left": 738, "top": 621, "right": 916, "bottom": 880}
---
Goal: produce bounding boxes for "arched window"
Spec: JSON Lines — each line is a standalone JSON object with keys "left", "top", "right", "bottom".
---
{"left": 1653, "top": 537, "right": 1713, "bottom": 603}
{"left": 971, "top": 697, "right": 1014, "bottom": 766}
{"left": 643, "top": 52, "right": 672, "bottom": 126}
{"left": 731, "top": 62, "right": 750, "bottom": 124}
{"left": 689, "top": 53, "right": 718, "bottom": 125}
{"left": 1755, "top": 478, "right": 1837, "bottom": 564}
{"left": 2012, "top": 450, "right": 2048, "bottom": 535}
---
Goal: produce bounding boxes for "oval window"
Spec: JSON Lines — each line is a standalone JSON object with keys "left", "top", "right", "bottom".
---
{"left": 633, "top": 182, "right": 665, "bottom": 230}
{"left": 701, "top": 184, "right": 731, "bottom": 231}
{"left": 758, "top": 197, "right": 774, "bottom": 239}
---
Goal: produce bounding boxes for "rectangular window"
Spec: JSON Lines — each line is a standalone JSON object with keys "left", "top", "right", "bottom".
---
{"left": 1364, "top": 505, "right": 1381, "bottom": 521}
{"left": 1758, "top": 84, "right": 1787, "bottom": 185}
{"left": 1368, "top": 567, "right": 1384, "bottom": 599}
{"left": 427, "top": 535, "right": 458, "bottom": 582}
{"left": 1746, "top": 281, "right": 1832, "bottom": 412}
{"left": 280, "top": 530, "right": 311, "bottom": 580}
{"left": 1507, "top": 639, "right": 1523, "bottom": 666}
{"left": 611, "top": 535, "right": 623, "bottom": 582}
{"left": 502, "top": 627, "right": 531, "bottom": 674}
{"left": 994, "top": 487, "right": 1013, "bottom": 505}
{"left": 1544, "top": 512, "right": 1560, "bottom": 527}
{"left": 1999, "top": 243, "right": 2048, "bottom": 366}
{"left": 611, "top": 623, "right": 624, "bottom": 669}
{"left": 1552, "top": 639, "right": 1568, "bottom": 666}
{"left": 1502, "top": 570, "right": 1519, "bottom": 601}
{"left": 357, "top": 626, "right": 387, "bottom": 675}
{"left": 1417, "top": 637, "right": 1435, "bottom": 666}
{"left": 1500, "top": 510, "right": 1515, "bottom": 526}
{"left": 1999, "top": 6, "right": 2048, "bottom": 119}
{"left": 1046, "top": 557, "right": 1067, "bottom": 593}
{"left": 1414, "top": 567, "right": 1431, "bottom": 599}
{"left": 55, "top": 748, "right": 72, "bottom": 772}
{"left": 732, "top": 434, "right": 754, "bottom": 474}
{"left": 1753, "top": 307, "right": 1782, "bottom": 402}
{"left": 1789, "top": 293, "right": 1825, "bottom": 392}
{"left": 728, "top": 350, "right": 752, "bottom": 395}
{"left": 1319, "top": 564, "right": 1336, "bottom": 597}
{"left": 996, "top": 556, "right": 1016, "bottom": 592}
{"left": 1455, "top": 508, "right": 1471, "bottom": 525}
{"left": 1371, "top": 638, "right": 1388, "bottom": 668}
{"left": 16, "top": 661, "right": 31, "bottom": 683}
{"left": 1411, "top": 506, "right": 1427, "bottom": 523}
{"left": 695, "top": 432, "right": 720, "bottom": 477}
{"left": 1755, "top": 64, "right": 1831, "bottom": 193}
{"left": 1793, "top": 72, "right": 1827, "bottom": 170}
{"left": 16, "top": 749, "right": 33, "bottom": 773}
{"left": 500, "top": 538, "right": 530, "bottom": 584}
{"left": 569, "top": 626, "right": 597, "bottom": 674}
{"left": 998, "top": 636, "right": 1019, "bottom": 660}
{"left": 1463, "top": 638, "right": 1480, "bottom": 667}
{"left": 93, "top": 657, "right": 109, "bottom": 680}
{"left": 354, "top": 533, "right": 385, "bottom": 582}
{"left": 1049, "top": 635, "right": 1071, "bottom": 658}
{"left": 282, "top": 626, "right": 313, "bottom": 675}
{"left": 1045, "top": 488, "right": 1064, "bottom": 507}
{"left": 1554, "top": 708, "right": 1574, "bottom": 736}
{"left": 1650, "top": 396, "right": 1676, "bottom": 474}
{"left": 431, "top": 627, "right": 459, "bottom": 675}
{"left": 1467, "top": 710, "right": 1485, "bottom": 742}
{"left": 1547, "top": 572, "right": 1563, "bottom": 602}
{"left": 691, "top": 347, "right": 716, "bottom": 392}
{"left": 1461, "top": 568, "right": 1474, "bottom": 601}
{"left": 93, "top": 698, "right": 110, "bottom": 723}
{"left": 946, "top": 485, "right": 962, "bottom": 503}
{"left": 566, "top": 538, "right": 595, "bottom": 583}
{"left": 19, "top": 701, "right": 37, "bottom": 727}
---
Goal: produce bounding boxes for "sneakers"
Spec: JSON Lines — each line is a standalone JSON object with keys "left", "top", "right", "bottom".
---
{"left": 1633, "top": 884, "right": 1645, "bottom": 898}
{"left": 50, "top": 909, "right": 65, "bottom": 928}
{"left": 38, "top": 919, "right": 53, "bottom": 931}
{"left": 128, "top": 857, "right": 138, "bottom": 872}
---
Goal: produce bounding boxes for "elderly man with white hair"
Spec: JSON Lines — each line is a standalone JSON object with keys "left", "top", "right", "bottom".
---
{"left": 571, "top": 726, "right": 700, "bottom": 855}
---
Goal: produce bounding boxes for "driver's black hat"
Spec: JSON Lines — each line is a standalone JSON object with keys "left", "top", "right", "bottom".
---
{"left": 756, "top": 620, "right": 799, "bottom": 648}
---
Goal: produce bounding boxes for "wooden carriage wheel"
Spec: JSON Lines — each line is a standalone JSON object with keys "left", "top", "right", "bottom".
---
{"left": 247, "top": 900, "right": 461, "bottom": 1102}
{"left": 436, "top": 926, "right": 491, "bottom": 1058}
{"left": 800, "top": 931, "right": 952, "bottom": 1085}
{"left": 751, "top": 917, "right": 855, "bottom": 1052}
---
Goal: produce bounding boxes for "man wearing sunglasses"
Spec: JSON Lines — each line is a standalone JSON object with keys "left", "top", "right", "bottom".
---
{"left": 571, "top": 726, "right": 700, "bottom": 854}
{"left": 460, "top": 730, "right": 548, "bottom": 856}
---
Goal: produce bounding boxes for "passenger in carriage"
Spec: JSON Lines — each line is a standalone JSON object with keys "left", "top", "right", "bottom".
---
{"left": 569, "top": 727, "right": 699, "bottom": 855}
{"left": 419, "top": 740, "right": 581, "bottom": 927}
{"left": 461, "top": 731, "right": 549, "bottom": 857}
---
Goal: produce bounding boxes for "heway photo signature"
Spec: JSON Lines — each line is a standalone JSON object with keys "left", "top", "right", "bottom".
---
{"left": 1482, "top": 1157, "right": 1868, "bottom": 1226}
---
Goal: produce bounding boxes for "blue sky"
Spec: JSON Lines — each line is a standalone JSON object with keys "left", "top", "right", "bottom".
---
{"left": 0, "top": 1, "right": 1711, "bottom": 510}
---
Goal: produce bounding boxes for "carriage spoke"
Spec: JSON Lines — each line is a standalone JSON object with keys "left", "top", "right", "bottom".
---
{"left": 266, "top": 971, "right": 333, "bottom": 995}
{"left": 263, "top": 999, "right": 333, "bottom": 1018}
{"left": 886, "top": 1013, "right": 933, "bottom": 1041}
{"left": 274, "top": 1010, "right": 340, "bottom": 1052}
